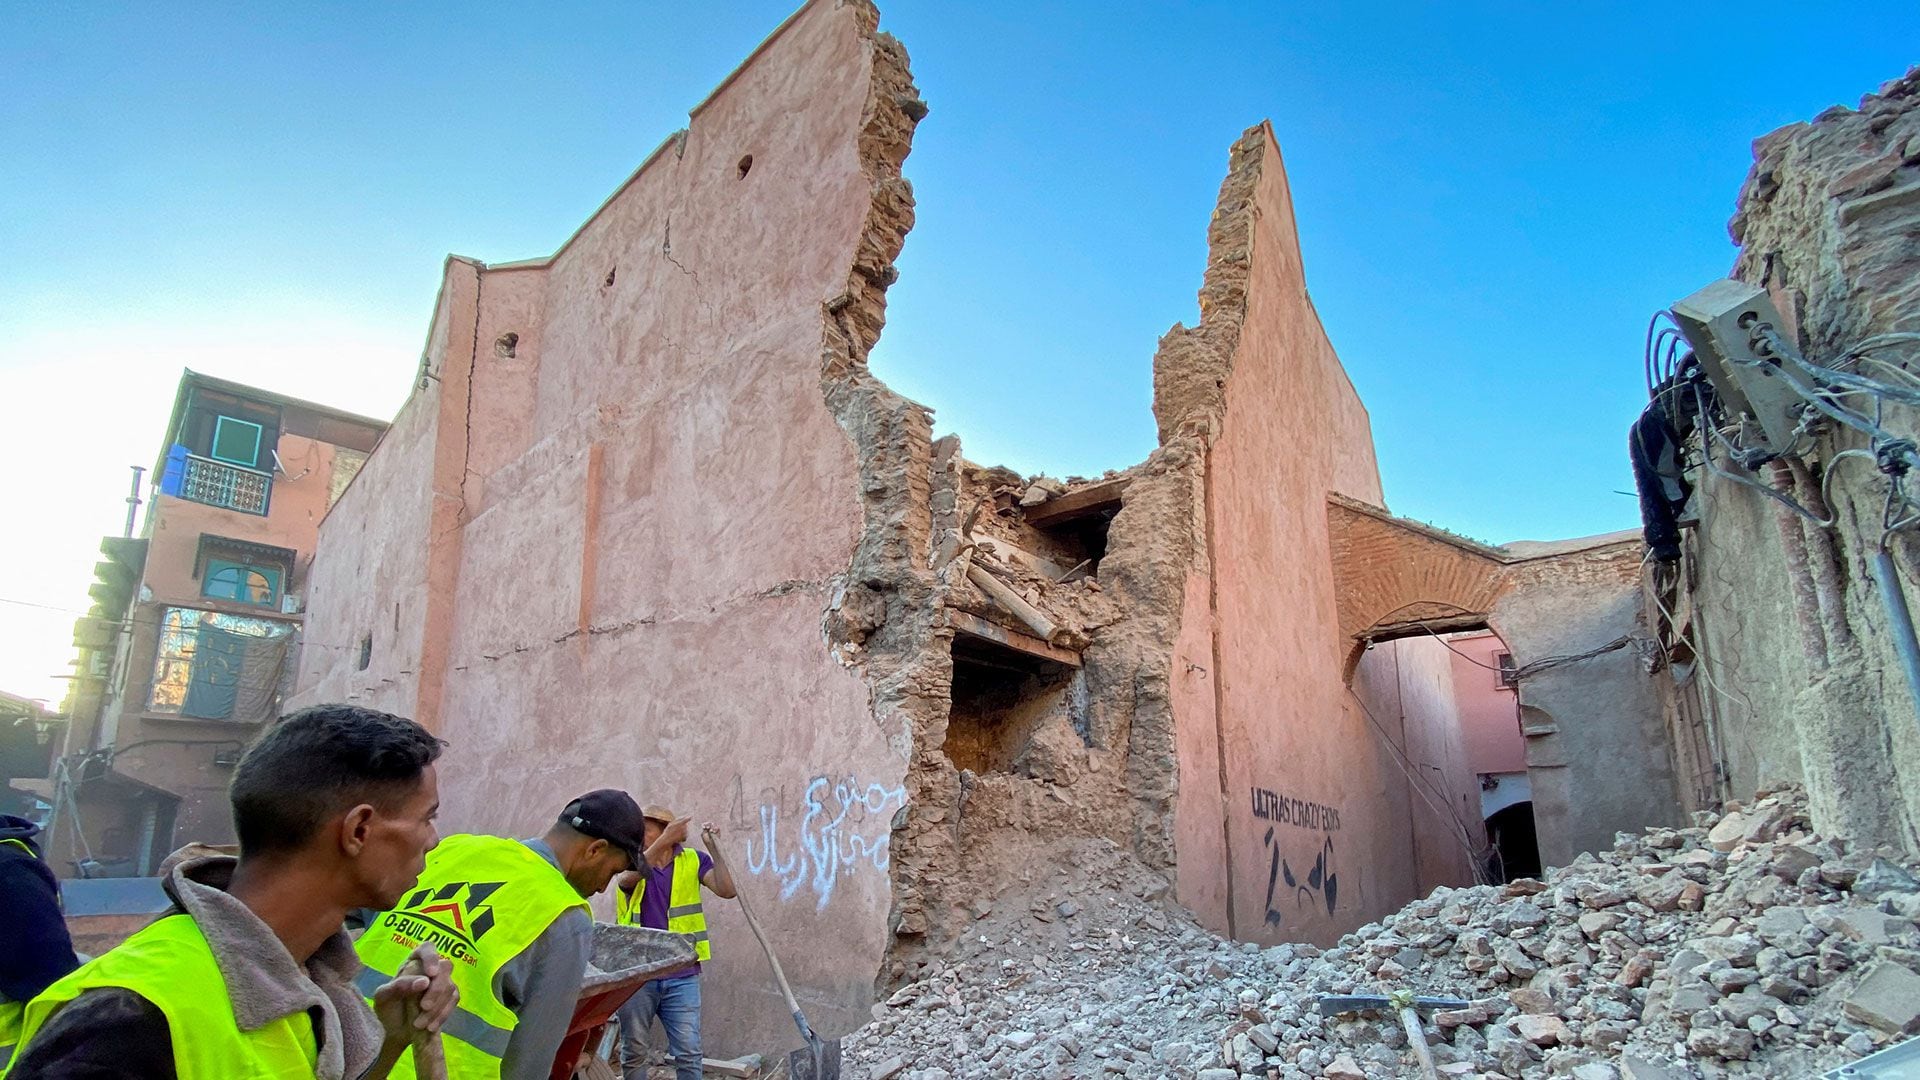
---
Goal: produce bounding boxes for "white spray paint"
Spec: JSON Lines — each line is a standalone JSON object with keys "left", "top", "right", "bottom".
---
{"left": 744, "top": 775, "right": 906, "bottom": 910}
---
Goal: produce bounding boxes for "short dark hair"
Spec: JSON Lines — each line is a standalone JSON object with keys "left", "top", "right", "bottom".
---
{"left": 229, "top": 703, "right": 444, "bottom": 857}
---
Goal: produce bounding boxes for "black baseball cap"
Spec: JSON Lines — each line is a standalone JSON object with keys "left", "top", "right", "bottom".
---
{"left": 560, "top": 789, "right": 647, "bottom": 868}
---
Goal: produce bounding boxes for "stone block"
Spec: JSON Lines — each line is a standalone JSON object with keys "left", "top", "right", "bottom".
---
{"left": 1618, "top": 1056, "right": 1688, "bottom": 1080}
{"left": 1579, "top": 912, "right": 1623, "bottom": 939}
{"left": 1509, "top": 987, "right": 1555, "bottom": 1014}
{"left": 1514, "top": 1014, "right": 1569, "bottom": 1046}
{"left": 1686, "top": 1023, "right": 1755, "bottom": 1059}
{"left": 1708, "top": 814, "right": 1747, "bottom": 852}
{"left": 1843, "top": 960, "right": 1920, "bottom": 1033}
{"left": 1855, "top": 858, "right": 1920, "bottom": 900}
{"left": 1830, "top": 907, "right": 1910, "bottom": 946}
{"left": 1321, "top": 1055, "right": 1365, "bottom": 1080}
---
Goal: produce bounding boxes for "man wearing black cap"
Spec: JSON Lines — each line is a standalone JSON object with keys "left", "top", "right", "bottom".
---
{"left": 356, "top": 789, "right": 680, "bottom": 1080}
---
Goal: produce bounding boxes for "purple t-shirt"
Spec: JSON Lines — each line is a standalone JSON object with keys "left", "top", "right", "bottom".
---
{"left": 626, "top": 847, "right": 711, "bottom": 976}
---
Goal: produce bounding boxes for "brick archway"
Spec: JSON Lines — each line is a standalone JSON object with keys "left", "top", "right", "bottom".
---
{"left": 1326, "top": 494, "right": 1516, "bottom": 676}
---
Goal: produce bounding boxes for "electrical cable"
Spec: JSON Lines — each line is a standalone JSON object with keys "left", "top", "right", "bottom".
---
{"left": 1690, "top": 384, "right": 1835, "bottom": 527}
{"left": 1394, "top": 616, "right": 1644, "bottom": 682}
{"left": 1346, "top": 671, "right": 1492, "bottom": 885}
{"left": 1734, "top": 329, "right": 1919, "bottom": 470}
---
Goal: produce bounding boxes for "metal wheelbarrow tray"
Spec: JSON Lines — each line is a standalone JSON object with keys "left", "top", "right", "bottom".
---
{"left": 548, "top": 923, "right": 700, "bottom": 1080}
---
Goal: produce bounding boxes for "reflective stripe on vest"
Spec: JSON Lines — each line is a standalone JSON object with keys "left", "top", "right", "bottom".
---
{"left": 3, "top": 913, "right": 317, "bottom": 1080}
{"left": 614, "top": 848, "right": 708, "bottom": 961}
{"left": 355, "top": 834, "right": 588, "bottom": 1080}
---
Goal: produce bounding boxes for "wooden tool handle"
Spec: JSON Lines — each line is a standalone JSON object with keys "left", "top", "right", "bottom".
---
{"left": 396, "top": 954, "right": 449, "bottom": 1080}
{"left": 411, "top": 1030, "right": 447, "bottom": 1080}
{"left": 1399, "top": 1005, "right": 1439, "bottom": 1080}
{"left": 704, "top": 829, "right": 805, "bottom": 1021}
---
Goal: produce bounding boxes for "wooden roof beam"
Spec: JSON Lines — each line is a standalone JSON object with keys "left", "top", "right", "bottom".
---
{"left": 1021, "top": 477, "right": 1130, "bottom": 529}
{"left": 947, "top": 609, "right": 1082, "bottom": 668}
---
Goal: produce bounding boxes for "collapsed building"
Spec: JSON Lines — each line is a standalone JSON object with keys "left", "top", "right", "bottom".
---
{"left": 288, "top": 0, "right": 1685, "bottom": 1056}
{"left": 1639, "top": 68, "right": 1920, "bottom": 857}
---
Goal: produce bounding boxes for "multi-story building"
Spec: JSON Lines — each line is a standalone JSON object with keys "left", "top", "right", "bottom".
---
{"left": 44, "top": 370, "right": 385, "bottom": 877}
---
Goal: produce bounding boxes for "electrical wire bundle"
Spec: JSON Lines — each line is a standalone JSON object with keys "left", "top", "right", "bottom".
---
{"left": 1670, "top": 317, "right": 1920, "bottom": 541}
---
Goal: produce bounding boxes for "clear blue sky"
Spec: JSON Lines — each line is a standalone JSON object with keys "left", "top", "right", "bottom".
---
{"left": 1, "top": 2, "right": 1915, "bottom": 700}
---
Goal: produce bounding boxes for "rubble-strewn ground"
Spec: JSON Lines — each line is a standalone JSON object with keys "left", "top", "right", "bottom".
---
{"left": 843, "top": 789, "right": 1920, "bottom": 1079}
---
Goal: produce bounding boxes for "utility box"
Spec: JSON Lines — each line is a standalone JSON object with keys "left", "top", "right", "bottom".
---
{"left": 1671, "top": 279, "right": 1805, "bottom": 455}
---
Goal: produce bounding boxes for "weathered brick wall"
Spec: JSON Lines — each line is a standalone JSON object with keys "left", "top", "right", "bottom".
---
{"left": 1326, "top": 495, "right": 1510, "bottom": 643}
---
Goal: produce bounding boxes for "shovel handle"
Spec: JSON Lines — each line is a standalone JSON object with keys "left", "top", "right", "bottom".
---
{"left": 411, "top": 1031, "right": 448, "bottom": 1080}
{"left": 395, "top": 953, "right": 449, "bottom": 1080}
{"left": 703, "top": 829, "right": 809, "bottom": 1027}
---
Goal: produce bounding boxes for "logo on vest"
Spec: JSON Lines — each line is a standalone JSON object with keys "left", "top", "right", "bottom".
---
{"left": 377, "top": 881, "right": 506, "bottom": 964}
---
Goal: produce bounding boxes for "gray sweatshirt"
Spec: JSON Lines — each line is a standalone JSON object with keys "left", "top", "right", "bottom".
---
{"left": 7, "top": 855, "right": 383, "bottom": 1080}
{"left": 493, "top": 839, "right": 594, "bottom": 1080}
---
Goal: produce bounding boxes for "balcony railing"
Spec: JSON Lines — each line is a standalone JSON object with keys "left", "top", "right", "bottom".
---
{"left": 179, "top": 454, "right": 272, "bottom": 515}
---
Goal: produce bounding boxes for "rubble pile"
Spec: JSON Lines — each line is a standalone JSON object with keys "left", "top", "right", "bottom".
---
{"left": 844, "top": 789, "right": 1920, "bottom": 1079}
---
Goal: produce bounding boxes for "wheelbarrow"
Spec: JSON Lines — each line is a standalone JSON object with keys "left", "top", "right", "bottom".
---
{"left": 550, "top": 923, "right": 701, "bottom": 1080}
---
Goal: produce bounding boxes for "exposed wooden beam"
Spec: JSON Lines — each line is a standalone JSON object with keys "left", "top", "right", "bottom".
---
{"left": 1360, "top": 613, "right": 1490, "bottom": 645}
{"left": 1021, "top": 477, "right": 1130, "bottom": 529}
{"left": 948, "top": 609, "right": 1082, "bottom": 668}
{"left": 967, "top": 564, "right": 1061, "bottom": 643}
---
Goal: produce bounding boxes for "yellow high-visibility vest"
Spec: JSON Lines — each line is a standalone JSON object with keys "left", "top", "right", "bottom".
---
{"left": 355, "top": 834, "right": 588, "bottom": 1080}
{"left": 3, "top": 913, "right": 318, "bottom": 1080}
{"left": 613, "top": 847, "right": 709, "bottom": 962}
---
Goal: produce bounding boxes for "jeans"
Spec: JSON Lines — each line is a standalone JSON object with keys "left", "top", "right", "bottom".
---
{"left": 617, "top": 973, "right": 702, "bottom": 1080}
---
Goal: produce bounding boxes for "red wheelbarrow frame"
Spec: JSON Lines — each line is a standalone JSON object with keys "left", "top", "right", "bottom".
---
{"left": 549, "top": 925, "right": 699, "bottom": 1080}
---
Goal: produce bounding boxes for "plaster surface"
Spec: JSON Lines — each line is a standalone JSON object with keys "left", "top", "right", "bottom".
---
{"left": 1158, "top": 129, "right": 1485, "bottom": 944}
{"left": 1447, "top": 630, "right": 1525, "bottom": 776}
{"left": 293, "top": 0, "right": 914, "bottom": 1052}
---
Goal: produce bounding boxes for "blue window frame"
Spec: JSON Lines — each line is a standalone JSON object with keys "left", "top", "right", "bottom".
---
{"left": 210, "top": 416, "right": 263, "bottom": 468}
{"left": 202, "top": 558, "right": 281, "bottom": 608}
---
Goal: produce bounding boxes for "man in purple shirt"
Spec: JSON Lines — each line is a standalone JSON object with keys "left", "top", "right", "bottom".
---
{"left": 612, "top": 806, "right": 735, "bottom": 1080}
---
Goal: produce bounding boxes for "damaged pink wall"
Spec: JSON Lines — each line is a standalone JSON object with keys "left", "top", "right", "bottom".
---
{"left": 1364, "top": 638, "right": 1484, "bottom": 894}
{"left": 292, "top": 265, "right": 472, "bottom": 719}
{"left": 1191, "top": 129, "right": 1482, "bottom": 944}
{"left": 294, "top": 0, "right": 908, "bottom": 1055}
{"left": 1171, "top": 570, "right": 1227, "bottom": 924}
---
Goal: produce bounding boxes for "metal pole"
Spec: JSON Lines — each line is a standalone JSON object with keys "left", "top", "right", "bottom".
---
{"left": 123, "top": 465, "right": 146, "bottom": 538}
{"left": 1867, "top": 545, "right": 1920, "bottom": 731}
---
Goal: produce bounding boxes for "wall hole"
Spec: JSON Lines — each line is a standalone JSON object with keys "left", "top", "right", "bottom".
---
{"left": 357, "top": 633, "right": 373, "bottom": 672}
{"left": 736, "top": 154, "right": 754, "bottom": 179}
{"left": 603, "top": 267, "right": 617, "bottom": 288}
{"left": 946, "top": 646, "right": 1073, "bottom": 774}
{"left": 493, "top": 332, "right": 519, "bottom": 360}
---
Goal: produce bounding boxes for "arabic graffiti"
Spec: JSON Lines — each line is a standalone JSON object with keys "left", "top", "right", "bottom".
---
{"left": 738, "top": 774, "right": 906, "bottom": 910}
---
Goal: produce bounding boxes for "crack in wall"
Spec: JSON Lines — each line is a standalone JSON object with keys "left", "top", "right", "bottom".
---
{"left": 661, "top": 212, "right": 719, "bottom": 327}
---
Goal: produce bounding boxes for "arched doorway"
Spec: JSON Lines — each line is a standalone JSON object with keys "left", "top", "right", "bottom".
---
{"left": 1485, "top": 800, "right": 1541, "bottom": 882}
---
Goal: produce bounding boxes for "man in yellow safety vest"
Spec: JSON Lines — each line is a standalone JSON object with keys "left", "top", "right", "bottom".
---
{"left": 611, "top": 806, "right": 734, "bottom": 1080}
{"left": 355, "top": 789, "right": 664, "bottom": 1080}
{"left": 4, "top": 704, "right": 459, "bottom": 1080}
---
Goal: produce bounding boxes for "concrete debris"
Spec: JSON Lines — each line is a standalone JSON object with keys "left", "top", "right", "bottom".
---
{"left": 1841, "top": 961, "right": 1920, "bottom": 1034}
{"left": 844, "top": 789, "right": 1920, "bottom": 1078}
